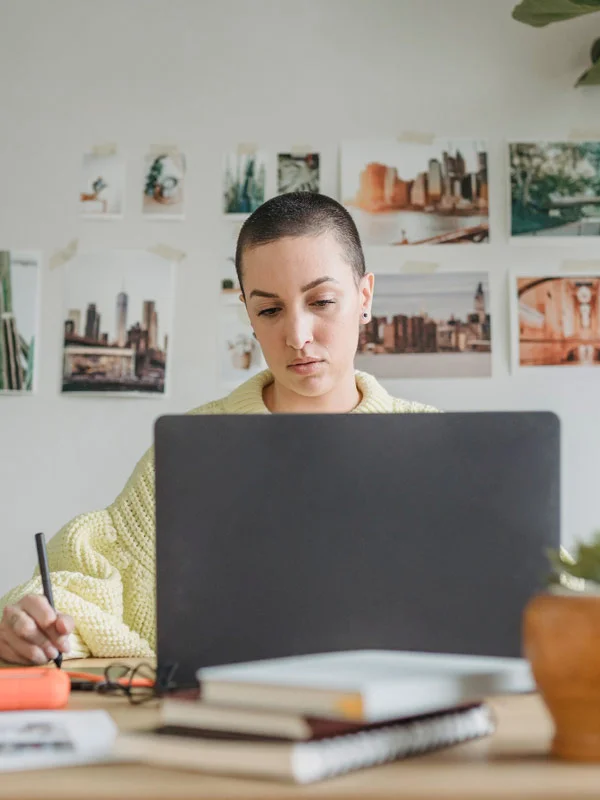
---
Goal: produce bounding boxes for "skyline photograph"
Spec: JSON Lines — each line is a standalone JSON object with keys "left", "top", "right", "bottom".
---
{"left": 356, "top": 272, "right": 492, "bottom": 378}
{"left": 61, "top": 250, "right": 174, "bottom": 395}
{"left": 341, "top": 139, "right": 489, "bottom": 246}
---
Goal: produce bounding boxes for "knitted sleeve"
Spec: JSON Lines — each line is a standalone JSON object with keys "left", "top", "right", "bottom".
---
{"left": 0, "top": 447, "right": 157, "bottom": 659}
{"left": 392, "top": 398, "right": 441, "bottom": 413}
{"left": 0, "top": 398, "right": 227, "bottom": 660}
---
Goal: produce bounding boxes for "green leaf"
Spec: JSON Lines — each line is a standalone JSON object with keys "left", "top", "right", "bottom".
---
{"left": 512, "top": 0, "right": 600, "bottom": 27}
{"left": 576, "top": 58, "right": 600, "bottom": 84}
{"left": 546, "top": 531, "right": 600, "bottom": 589}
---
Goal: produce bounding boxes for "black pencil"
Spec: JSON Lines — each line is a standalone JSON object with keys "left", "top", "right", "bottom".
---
{"left": 34, "top": 532, "right": 62, "bottom": 669}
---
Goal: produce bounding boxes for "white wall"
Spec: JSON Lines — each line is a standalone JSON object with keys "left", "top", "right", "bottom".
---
{"left": 1, "top": 0, "right": 599, "bottom": 595}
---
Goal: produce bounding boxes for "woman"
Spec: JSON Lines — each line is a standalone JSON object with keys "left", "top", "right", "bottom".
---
{"left": 0, "top": 192, "right": 437, "bottom": 665}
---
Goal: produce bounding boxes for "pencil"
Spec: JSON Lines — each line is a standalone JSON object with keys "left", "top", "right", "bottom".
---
{"left": 34, "top": 532, "right": 62, "bottom": 669}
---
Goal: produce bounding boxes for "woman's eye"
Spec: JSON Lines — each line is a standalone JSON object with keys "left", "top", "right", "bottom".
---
{"left": 257, "top": 307, "right": 280, "bottom": 317}
{"left": 312, "top": 299, "right": 335, "bottom": 308}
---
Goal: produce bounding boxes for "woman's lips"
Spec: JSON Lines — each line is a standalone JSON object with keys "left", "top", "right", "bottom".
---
{"left": 288, "top": 360, "right": 324, "bottom": 375}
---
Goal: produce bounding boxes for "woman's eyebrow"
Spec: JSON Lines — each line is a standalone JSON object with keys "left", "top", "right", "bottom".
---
{"left": 249, "top": 276, "right": 339, "bottom": 300}
{"left": 301, "top": 276, "right": 339, "bottom": 292}
{"left": 249, "top": 288, "right": 278, "bottom": 299}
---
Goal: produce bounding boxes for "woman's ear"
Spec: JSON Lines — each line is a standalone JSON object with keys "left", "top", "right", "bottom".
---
{"left": 360, "top": 273, "right": 375, "bottom": 316}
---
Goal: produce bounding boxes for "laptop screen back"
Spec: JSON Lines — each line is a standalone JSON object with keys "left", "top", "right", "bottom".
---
{"left": 155, "top": 412, "right": 560, "bottom": 686}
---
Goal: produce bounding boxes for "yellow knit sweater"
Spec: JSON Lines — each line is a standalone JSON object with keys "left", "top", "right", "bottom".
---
{"left": 0, "top": 370, "right": 437, "bottom": 659}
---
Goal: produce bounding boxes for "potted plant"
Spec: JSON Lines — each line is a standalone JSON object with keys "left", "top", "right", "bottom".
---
{"left": 523, "top": 534, "right": 600, "bottom": 761}
{"left": 512, "top": 0, "right": 600, "bottom": 86}
{"left": 145, "top": 156, "right": 164, "bottom": 197}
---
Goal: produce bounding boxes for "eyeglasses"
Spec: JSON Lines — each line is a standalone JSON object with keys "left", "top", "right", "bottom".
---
{"left": 69, "top": 662, "right": 179, "bottom": 705}
{"left": 97, "top": 662, "right": 157, "bottom": 705}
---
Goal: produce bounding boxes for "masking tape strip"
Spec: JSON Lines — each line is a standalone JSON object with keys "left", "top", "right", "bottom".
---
{"left": 401, "top": 260, "right": 439, "bottom": 274}
{"left": 49, "top": 239, "right": 78, "bottom": 270}
{"left": 289, "top": 144, "right": 314, "bottom": 156}
{"left": 91, "top": 143, "right": 118, "bottom": 157}
{"left": 147, "top": 243, "right": 187, "bottom": 263}
{"left": 562, "top": 259, "right": 600, "bottom": 273}
{"left": 237, "top": 142, "right": 257, "bottom": 156}
{"left": 148, "top": 143, "right": 180, "bottom": 158}
{"left": 568, "top": 129, "right": 600, "bottom": 141}
{"left": 397, "top": 131, "right": 435, "bottom": 145}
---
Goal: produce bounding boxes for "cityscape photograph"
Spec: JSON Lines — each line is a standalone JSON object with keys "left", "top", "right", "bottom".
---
{"left": 342, "top": 139, "right": 489, "bottom": 246}
{"left": 510, "top": 142, "right": 600, "bottom": 238}
{"left": 517, "top": 276, "right": 600, "bottom": 366}
{"left": 356, "top": 272, "right": 492, "bottom": 378}
{"left": 61, "top": 250, "right": 174, "bottom": 394}
{"left": 0, "top": 251, "right": 39, "bottom": 393}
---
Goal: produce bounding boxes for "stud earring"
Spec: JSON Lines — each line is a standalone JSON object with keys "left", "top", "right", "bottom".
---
{"left": 362, "top": 312, "right": 369, "bottom": 320}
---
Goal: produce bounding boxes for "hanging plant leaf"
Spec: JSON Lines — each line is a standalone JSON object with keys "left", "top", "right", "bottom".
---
{"left": 575, "top": 36, "right": 600, "bottom": 84}
{"left": 512, "top": 0, "right": 600, "bottom": 27}
{"left": 576, "top": 57, "right": 600, "bottom": 84}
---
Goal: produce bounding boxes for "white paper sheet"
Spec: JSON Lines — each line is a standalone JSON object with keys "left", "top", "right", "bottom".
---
{"left": 0, "top": 709, "right": 116, "bottom": 772}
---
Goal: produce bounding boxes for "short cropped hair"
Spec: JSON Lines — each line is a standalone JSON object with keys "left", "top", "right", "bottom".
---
{"left": 235, "top": 192, "right": 366, "bottom": 293}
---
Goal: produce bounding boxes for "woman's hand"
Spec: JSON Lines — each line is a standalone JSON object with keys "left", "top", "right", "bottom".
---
{"left": 0, "top": 595, "right": 74, "bottom": 665}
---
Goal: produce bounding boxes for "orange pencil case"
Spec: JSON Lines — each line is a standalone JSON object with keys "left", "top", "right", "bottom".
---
{"left": 0, "top": 667, "right": 71, "bottom": 711}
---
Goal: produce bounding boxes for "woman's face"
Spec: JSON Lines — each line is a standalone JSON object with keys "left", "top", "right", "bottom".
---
{"left": 241, "top": 232, "right": 374, "bottom": 399}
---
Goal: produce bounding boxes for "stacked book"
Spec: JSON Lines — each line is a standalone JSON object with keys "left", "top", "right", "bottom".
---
{"left": 117, "top": 650, "right": 533, "bottom": 783}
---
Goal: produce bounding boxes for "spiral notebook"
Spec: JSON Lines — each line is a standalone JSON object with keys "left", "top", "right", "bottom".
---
{"left": 116, "top": 703, "right": 494, "bottom": 783}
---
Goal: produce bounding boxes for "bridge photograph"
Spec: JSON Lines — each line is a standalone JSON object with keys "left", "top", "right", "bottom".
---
{"left": 510, "top": 142, "right": 600, "bottom": 238}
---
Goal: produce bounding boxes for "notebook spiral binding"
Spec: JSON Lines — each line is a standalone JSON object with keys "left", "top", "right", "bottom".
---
{"left": 292, "top": 704, "right": 496, "bottom": 784}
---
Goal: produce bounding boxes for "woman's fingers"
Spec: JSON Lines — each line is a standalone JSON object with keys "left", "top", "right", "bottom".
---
{"left": 19, "top": 595, "right": 57, "bottom": 630}
{"left": 0, "top": 622, "right": 51, "bottom": 665}
{"left": 7, "top": 631, "right": 51, "bottom": 664}
{"left": 0, "top": 597, "right": 73, "bottom": 661}
{"left": 0, "top": 630, "right": 27, "bottom": 665}
{"left": 1, "top": 602, "right": 59, "bottom": 662}
{"left": 55, "top": 613, "right": 75, "bottom": 638}
{"left": 18, "top": 597, "right": 71, "bottom": 653}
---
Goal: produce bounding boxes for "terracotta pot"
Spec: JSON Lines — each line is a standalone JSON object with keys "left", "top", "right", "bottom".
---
{"left": 523, "top": 591, "right": 600, "bottom": 761}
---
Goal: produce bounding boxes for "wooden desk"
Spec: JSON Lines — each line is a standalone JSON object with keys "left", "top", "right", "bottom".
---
{"left": 1, "top": 659, "right": 599, "bottom": 799}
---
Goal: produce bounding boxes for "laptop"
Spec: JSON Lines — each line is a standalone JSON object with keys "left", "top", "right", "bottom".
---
{"left": 154, "top": 412, "right": 560, "bottom": 686}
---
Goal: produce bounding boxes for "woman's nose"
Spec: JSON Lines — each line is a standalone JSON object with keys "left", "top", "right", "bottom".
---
{"left": 285, "top": 312, "right": 314, "bottom": 351}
